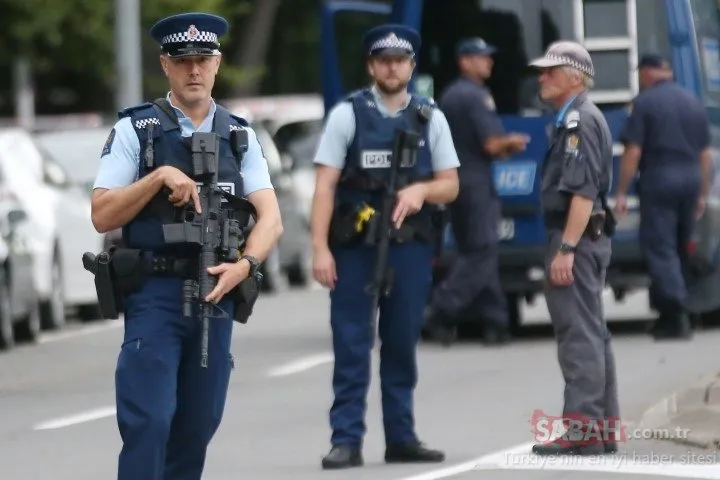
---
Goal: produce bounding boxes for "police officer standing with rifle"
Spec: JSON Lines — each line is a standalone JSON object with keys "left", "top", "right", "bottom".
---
{"left": 311, "top": 24, "right": 460, "bottom": 469}
{"left": 528, "top": 41, "right": 620, "bottom": 456}
{"left": 86, "top": 12, "right": 283, "bottom": 480}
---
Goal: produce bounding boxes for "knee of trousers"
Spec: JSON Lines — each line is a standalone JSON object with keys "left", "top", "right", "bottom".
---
{"left": 115, "top": 342, "right": 176, "bottom": 445}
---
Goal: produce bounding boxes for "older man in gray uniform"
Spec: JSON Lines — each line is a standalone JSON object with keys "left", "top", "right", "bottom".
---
{"left": 528, "top": 41, "right": 620, "bottom": 456}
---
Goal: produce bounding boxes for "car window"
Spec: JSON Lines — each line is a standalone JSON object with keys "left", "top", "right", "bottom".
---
{"left": 253, "top": 125, "right": 282, "bottom": 175}
{"left": 7, "top": 133, "right": 44, "bottom": 183}
{"left": 35, "top": 129, "right": 108, "bottom": 186}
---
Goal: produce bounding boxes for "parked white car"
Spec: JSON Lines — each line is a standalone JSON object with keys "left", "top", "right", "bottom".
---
{"left": 0, "top": 128, "right": 103, "bottom": 326}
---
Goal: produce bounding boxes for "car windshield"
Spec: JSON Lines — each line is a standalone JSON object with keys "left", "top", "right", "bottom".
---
{"left": 35, "top": 128, "right": 110, "bottom": 191}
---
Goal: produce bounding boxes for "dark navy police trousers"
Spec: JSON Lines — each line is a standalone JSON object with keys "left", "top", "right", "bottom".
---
{"left": 329, "top": 241, "right": 433, "bottom": 447}
{"left": 115, "top": 276, "right": 234, "bottom": 480}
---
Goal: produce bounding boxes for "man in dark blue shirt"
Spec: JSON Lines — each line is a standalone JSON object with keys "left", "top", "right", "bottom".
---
{"left": 615, "top": 53, "right": 712, "bottom": 340}
{"left": 425, "top": 38, "right": 528, "bottom": 346}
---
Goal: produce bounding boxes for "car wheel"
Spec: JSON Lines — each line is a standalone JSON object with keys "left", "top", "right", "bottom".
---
{"left": 41, "top": 254, "right": 66, "bottom": 330}
{"left": 15, "top": 297, "right": 41, "bottom": 343}
{"left": 0, "top": 277, "right": 14, "bottom": 351}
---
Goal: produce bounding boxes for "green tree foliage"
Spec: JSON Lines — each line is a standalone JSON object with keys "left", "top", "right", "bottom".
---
{"left": 0, "top": 0, "right": 255, "bottom": 115}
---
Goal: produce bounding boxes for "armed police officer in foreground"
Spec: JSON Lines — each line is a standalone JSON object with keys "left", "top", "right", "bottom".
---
{"left": 88, "top": 12, "right": 282, "bottom": 480}
{"left": 311, "top": 24, "right": 460, "bottom": 469}
{"left": 528, "top": 42, "right": 620, "bottom": 456}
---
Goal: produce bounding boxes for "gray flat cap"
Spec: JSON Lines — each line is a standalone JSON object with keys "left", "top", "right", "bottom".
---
{"left": 529, "top": 41, "right": 594, "bottom": 78}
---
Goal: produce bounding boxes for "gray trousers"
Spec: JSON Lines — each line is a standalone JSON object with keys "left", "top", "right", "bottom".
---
{"left": 545, "top": 230, "right": 620, "bottom": 424}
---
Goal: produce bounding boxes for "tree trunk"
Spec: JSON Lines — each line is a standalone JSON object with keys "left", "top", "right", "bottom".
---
{"left": 230, "top": 0, "right": 282, "bottom": 97}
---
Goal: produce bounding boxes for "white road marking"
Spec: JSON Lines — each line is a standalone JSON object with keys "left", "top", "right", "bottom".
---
{"left": 395, "top": 441, "right": 720, "bottom": 480}
{"left": 37, "top": 319, "right": 123, "bottom": 344}
{"left": 33, "top": 406, "right": 116, "bottom": 431}
{"left": 31, "top": 351, "right": 335, "bottom": 431}
{"left": 266, "top": 353, "right": 334, "bottom": 377}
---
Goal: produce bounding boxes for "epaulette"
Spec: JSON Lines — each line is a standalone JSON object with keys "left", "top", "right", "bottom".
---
{"left": 564, "top": 109, "right": 580, "bottom": 129}
{"left": 229, "top": 112, "right": 250, "bottom": 128}
{"left": 345, "top": 88, "right": 371, "bottom": 103}
{"left": 118, "top": 102, "right": 154, "bottom": 120}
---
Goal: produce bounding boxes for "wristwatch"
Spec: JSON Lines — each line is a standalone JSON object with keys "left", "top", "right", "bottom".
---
{"left": 239, "top": 255, "right": 261, "bottom": 277}
{"left": 558, "top": 242, "right": 577, "bottom": 254}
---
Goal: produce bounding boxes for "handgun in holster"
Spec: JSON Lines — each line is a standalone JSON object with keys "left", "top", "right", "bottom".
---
{"left": 587, "top": 213, "right": 605, "bottom": 241}
{"left": 82, "top": 249, "right": 119, "bottom": 319}
{"left": 600, "top": 195, "right": 617, "bottom": 237}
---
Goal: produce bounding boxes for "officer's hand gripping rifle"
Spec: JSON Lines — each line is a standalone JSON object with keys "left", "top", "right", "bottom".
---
{"left": 161, "top": 131, "right": 257, "bottom": 368}
{"left": 364, "top": 127, "right": 420, "bottom": 340}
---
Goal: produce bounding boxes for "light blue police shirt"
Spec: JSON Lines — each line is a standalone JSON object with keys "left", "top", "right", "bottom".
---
{"left": 556, "top": 94, "right": 579, "bottom": 126}
{"left": 313, "top": 86, "right": 461, "bottom": 170}
{"left": 93, "top": 93, "right": 274, "bottom": 195}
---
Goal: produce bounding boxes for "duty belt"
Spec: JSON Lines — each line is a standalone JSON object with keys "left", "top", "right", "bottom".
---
{"left": 141, "top": 253, "right": 198, "bottom": 278}
{"left": 544, "top": 211, "right": 606, "bottom": 239}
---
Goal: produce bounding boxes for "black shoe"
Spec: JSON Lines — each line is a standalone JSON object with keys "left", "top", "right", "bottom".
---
{"left": 424, "top": 307, "right": 457, "bottom": 347}
{"left": 385, "top": 441, "right": 445, "bottom": 463}
{"left": 652, "top": 313, "right": 693, "bottom": 341}
{"left": 321, "top": 445, "right": 363, "bottom": 470}
{"left": 531, "top": 439, "right": 606, "bottom": 456}
{"left": 482, "top": 324, "right": 511, "bottom": 345}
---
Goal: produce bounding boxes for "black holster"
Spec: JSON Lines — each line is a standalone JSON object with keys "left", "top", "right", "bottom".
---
{"left": 329, "top": 203, "right": 363, "bottom": 245}
{"left": 229, "top": 274, "right": 262, "bottom": 324}
{"left": 600, "top": 195, "right": 617, "bottom": 237}
{"left": 82, "top": 247, "right": 147, "bottom": 319}
{"left": 329, "top": 203, "right": 437, "bottom": 246}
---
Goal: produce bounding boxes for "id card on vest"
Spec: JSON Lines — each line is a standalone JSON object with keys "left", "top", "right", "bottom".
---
{"left": 362, "top": 150, "right": 392, "bottom": 169}
{"left": 361, "top": 149, "right": 417, "bottom": 169}
{"left": 195, "top": 181, "right": 236, "bottom": 199}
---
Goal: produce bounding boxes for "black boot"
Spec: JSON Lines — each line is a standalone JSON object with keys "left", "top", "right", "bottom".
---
{"left": 531, "top": 438, "right": 606, "bottom": 456}
{"left": 321, "top": 445, "right": 363, "bottom": 470}
{"left": 652, "top": 312, "right": 693, "bottom": 341}
{"left": 482, "top": 323, "right": 511, "bottom": 345}
{"left": 424, "top": 307, "right": 457, "bottom": 347}
{"left": 385, "top": 441, "right": 445, "bottom": 463}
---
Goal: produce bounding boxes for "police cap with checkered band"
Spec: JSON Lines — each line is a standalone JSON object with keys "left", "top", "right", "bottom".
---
{"left": 529, "top": 41, "right": 595, "bottom": 78}
{"left": 150, "top": 12, "right": 228, "bottom": 57}
{"left": 362, "top": 24, "right": 420, "bottom": 58}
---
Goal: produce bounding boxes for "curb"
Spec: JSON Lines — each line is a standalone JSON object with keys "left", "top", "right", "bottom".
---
{"left": 636, "top": 372, "right": 720, "bottom": 450}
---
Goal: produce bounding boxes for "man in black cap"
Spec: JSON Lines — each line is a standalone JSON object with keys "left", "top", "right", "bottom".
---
{"left": 425, "top": 37, "right": 529, "bottom": 346}
{"left": 528, "top": 40, "right": 620, "bottom": 456}
{"left": 91, "top": 12, "right": 283, "bottom": 480}
{"left": 614, "top": 53, "right": 711, "bottom": 340}
{"left": 311, "top": 23, "right": 458, "bottom": 469}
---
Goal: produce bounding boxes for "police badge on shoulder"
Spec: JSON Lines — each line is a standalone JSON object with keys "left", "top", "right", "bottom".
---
{"left": 565, "top": 133, "right": 579, "bottom": 155}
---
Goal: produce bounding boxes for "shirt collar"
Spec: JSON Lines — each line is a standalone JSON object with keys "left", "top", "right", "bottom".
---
{"left": 370, "top": 85, "right": 411, "bottom": 116}
{"left": 555, "top": 95, "right": 577, "bottom": 126}
{"left": 165, "top": 92, "right": 217, "bottom": 120}
{"left": 555, "top": 90, "right": 588, "bottom": 126}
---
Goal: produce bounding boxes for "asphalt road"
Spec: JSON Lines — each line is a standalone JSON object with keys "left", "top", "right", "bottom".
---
{"left": 1, "top": 288, "right": 719, "bottom": 480}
